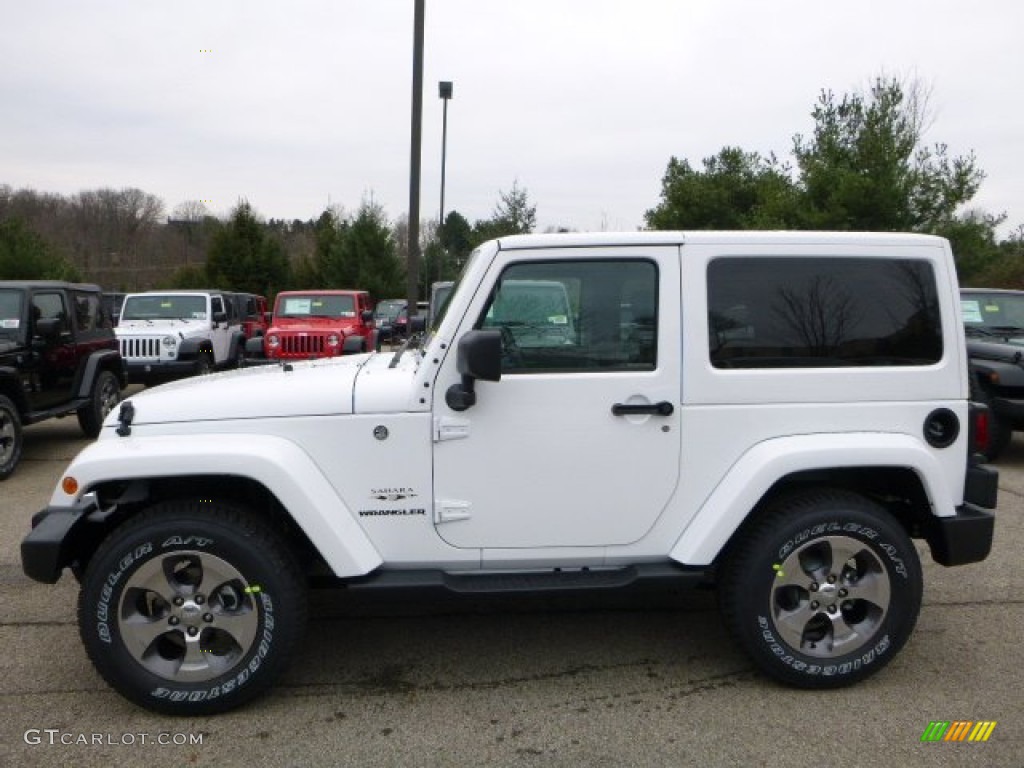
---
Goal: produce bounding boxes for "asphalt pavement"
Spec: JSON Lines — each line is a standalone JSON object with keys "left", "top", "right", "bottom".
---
{"left": 1, "top": 416, "right": 1021, "bottom": 767}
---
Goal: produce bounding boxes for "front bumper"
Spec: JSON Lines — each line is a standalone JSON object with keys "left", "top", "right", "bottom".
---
{"left": 125, "top": 359, "right": 197, "bottom": 383}
{"left": 21, "top": 500, "right": 100, "bottom": 583}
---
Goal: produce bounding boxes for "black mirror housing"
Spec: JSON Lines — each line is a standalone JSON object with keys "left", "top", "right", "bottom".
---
{"left": 457, "top": 330, "right": 502, "bottom": 382}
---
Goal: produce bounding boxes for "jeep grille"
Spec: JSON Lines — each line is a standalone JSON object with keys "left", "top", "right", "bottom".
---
{"left": 120, "top": 337, "right": 161, "bottom": 360}
{"left": 280, "top": 334, "right": 327, "bottom": 357}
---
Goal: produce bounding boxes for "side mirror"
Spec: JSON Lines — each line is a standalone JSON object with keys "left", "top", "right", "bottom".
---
{"left": 446, "top": 330, "right": 502, "bottom": 411}
{"left": 361, "top": 310, "right": 374, "bottom": 323}
{"left": 409, "top": 315, "right": 427, "bottom": 335}
{"left": 34, "top": 317, "right": 62, "bottom": 340}
{"left": 213, "top": 311, "right": 228, "bottom": 325}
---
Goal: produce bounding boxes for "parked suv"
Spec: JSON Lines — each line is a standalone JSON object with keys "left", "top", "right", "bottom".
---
{"left": 0, "top": 281, "right": 124, "bottom": 480}
{"left": 22, "top": 232, "right": 995, "bottom": 715}
{"left": 256, "top": 289, "right": 377, "bottom": 360}
{"left": 115, "top": 290, "right": 247, "bottom": 384}
{"left": 961, "top": 287, "right": 1024, "bottom": 459}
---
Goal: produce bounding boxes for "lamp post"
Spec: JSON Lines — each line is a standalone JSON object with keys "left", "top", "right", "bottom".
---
{"left": 438, "top": 80, "right": 453, "bottom": 283}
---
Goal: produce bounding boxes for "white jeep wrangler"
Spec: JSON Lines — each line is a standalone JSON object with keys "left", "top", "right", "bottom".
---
{"left": 22, "top": 232, "right": 997, "bottom": 715}
{"left": 115, "top": 290, "right": 246, "bottom": 385}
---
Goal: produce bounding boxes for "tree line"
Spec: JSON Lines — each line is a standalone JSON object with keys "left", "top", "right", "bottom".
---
{"left": 2, "top": 75, "right": 1022, "bottom": 297}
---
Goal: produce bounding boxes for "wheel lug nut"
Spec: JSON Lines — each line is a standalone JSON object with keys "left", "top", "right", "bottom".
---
{"left": 195, "top": 595, "right": 205, "bottom": 605}
{"left": 168, "top": 616, "right": 179, "bottom": 626}
{"left": 187, "top": 626, "right": 198, "bottom": 637}
{"left": 827, "top": 604, "right": 837, "bottom": 614}
{"left": 203, "top": 613, "right": 214, "bottom": 623}
{"left": 827, "top": 575, "right": 836, "bottom": 584}
{"left": 173, "top": 596, "right": 184, "bottom": 606}
{"left": 809, "top": 583, "right": 819, "bottom": 592}
{"left": 838, "top": 589, "right": 848, "bottom": 598}
{"left": 810, "top": 601, "right": 820, "bottom": 610}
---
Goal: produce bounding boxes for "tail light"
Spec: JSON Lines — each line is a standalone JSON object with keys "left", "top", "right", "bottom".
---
{"left": 969, "top": 401, "right": 990, "bottom": 458}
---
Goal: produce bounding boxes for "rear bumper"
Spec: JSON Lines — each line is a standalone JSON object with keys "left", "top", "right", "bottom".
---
{"left": 926, "top": 504, "right": 995, "bottom": 566}
{"left": 925, "top": 461, "right": 997, "bottom": 567}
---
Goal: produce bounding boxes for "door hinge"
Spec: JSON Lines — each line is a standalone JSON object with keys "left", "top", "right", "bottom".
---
{"left": 434, "top": 499, "right": 471, "bottom": 524}
{"left": 433, "top": 416, "right": 470, "bottom": 442}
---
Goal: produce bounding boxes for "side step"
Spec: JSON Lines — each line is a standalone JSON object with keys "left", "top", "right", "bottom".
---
{"left": 338, "top": 563, "right": 707, "bottom": 594}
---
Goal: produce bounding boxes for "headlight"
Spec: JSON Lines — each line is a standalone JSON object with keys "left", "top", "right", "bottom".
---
{"left": 267, "top": 334, "right": 280, "bottom": 348}
{"left": 327, "top": 334, "right": 340, "bottom": 346}
{"left": 162, "top": 335, "right": 177, "bottom": 348}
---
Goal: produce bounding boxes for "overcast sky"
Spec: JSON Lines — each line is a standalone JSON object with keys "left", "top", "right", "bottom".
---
{"left": 2, "top": 1, "right": 1022, "bottom": 236}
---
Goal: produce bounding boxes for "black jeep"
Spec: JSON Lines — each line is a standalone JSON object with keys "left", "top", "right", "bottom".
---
{"left": 962, "top": 287, "right": 1024, "bottom": 460}
{"left": 0, "top": 281, "right": 125, "bottom": 480}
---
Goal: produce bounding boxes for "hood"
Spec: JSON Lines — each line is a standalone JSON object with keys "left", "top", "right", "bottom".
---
{"left": 106, "top": 349, "right": 423, "bottom": 428}
{"left": 117, "top": 318, "right": 207, "bottom": 335}
{"left": 269, "top": 317, "right": 360, "bottom": 333}
{"left": 111, "top": 356, "right": 366, "bottom": 426}
{"left": 966, "top": 338, "right": 1024, "bottom": 364}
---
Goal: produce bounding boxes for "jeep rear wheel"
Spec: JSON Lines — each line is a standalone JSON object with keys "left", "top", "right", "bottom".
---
{"left": 77, "top": 369, "right": 121, "bottom": 438}
{"left": 78, "top": 500, "right": 307, "bottom": 715}
{"left": 719, "top": 490, "right": 921, "bottom": 688}
{"left": 0, "top": 395, "right": 23, "bottom": 481}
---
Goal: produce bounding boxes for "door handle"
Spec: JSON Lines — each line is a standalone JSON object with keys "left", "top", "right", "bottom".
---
{"left": 611, "top": 401, "right": 674, "bottom": 416}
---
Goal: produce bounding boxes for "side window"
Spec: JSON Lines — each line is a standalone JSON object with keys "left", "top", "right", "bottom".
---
{"left": 478, "top": 260, "right": 657, "bottom": 373}
{"left": 211, "top": 296, "right": 225, "bottom": 318}
{"left": 32, "top": 292, "right": 67, "bottom": 329}
{"left": 707, "top": 257, "right": 942, "bottom": 368}
{"left": 72, "top": 291, "right": 102, "bottom": 333}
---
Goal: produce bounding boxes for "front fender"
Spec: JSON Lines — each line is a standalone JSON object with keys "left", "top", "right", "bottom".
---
{"left": 177, "top": 337, "right": 212, "bottom": 360}
{"left": 50, "top": 433, "right": 383, "bottom": 577}
{"left": 669, "top": 433, "right": 956, "bottom": 566}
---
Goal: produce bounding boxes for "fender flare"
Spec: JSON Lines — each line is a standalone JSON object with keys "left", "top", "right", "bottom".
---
{"left": 668, "top": 433, "right": 955, "bottom": 566}
{"left": 50, "top": 433, "right": 383, "bottom": 577}
{"left": 177, "top": 337, "right": 213, "bottom": 361}
{"left": 343, "top": 335, "right": 365, "bottom": 354}
{"left": 74, "top": 349, "right": 125, "bottom": 399}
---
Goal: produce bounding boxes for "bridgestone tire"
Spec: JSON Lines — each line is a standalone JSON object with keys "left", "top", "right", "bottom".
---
{"left": 78, "top": 501, "right": 307, "bottom": 715}
{"left": 718, "top": 490, "right": 922, "bottom": 689}
{"left": 0, "top": 395, "right": 23, "bottom": 481}
{"left": 77, "top": 369, "right": 121, "bottom": 438}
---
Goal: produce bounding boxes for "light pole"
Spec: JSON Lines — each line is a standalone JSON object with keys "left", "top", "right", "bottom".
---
{"left": 438, "top": 80, "right": 453, "bottom": 283}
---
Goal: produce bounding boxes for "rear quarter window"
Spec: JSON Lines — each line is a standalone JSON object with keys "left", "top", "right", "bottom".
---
{"left": 707, "top": 257, "right": 942, "bottom": 368}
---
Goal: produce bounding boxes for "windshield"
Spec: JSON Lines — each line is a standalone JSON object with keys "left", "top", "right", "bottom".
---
{"left": 277, "top": 294, "right": 355, "bottom": 318}
{"left": 374, "top": 300, "right": 405, "bottom": 321}
{"left": 0, "top": 289, "right": 24, "bottom": 339}
{"left": 121, "top": 294, "right": 208, "bottom": 321}
{"left": 961, "top": 292, "right": 1024, "bottom": 333}
{"left": 428, "top": 248, "right": 482, "bottom": 335}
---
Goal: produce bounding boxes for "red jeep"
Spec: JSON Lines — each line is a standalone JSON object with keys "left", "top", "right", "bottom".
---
{"left": 262, "top": 290, "right": 377, "bottom": 359}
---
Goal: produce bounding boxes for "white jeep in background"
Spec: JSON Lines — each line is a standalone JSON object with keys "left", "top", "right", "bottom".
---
{"left": 22, "top": 231, "right": 997, "bottom": 715}
{"left": 114, "top": 290, "right": 246, "bottom": 385}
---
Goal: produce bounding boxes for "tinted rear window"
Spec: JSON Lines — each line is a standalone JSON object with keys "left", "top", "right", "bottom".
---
{"left": 708, "top": 257, "right": 942, "bottom": 368}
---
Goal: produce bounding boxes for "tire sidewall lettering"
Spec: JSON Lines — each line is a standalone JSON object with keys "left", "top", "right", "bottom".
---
{"left": 90, "top": 533, "right": 276, "bottom": 699}
{"left": 95, "top": 542, "right": 153, "bottom": 644}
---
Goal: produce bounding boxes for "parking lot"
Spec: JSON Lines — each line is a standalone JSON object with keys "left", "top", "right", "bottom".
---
{"left": 1, "top": 416, "right": 1021, "bottom": 767}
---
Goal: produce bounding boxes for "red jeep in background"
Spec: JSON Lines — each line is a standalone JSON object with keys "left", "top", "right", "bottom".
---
{"left": 262, "top": 290, "right": 377, "bottom": 359}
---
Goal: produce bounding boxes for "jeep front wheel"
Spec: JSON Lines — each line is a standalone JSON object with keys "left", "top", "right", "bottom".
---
{"left": 195, "top": 352, "right": 213, "bottom": 376}
{"left": 719, "top": 490, "right": 921, "bottom": 688}
{"left": 78, "top": 501, "right": 307, "bottom": 714}
{"left": 0, "top": 395, "right": 23, "bottom": 481}
{"left": 77, "top": 369, "right": 121, "bottom": 438}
